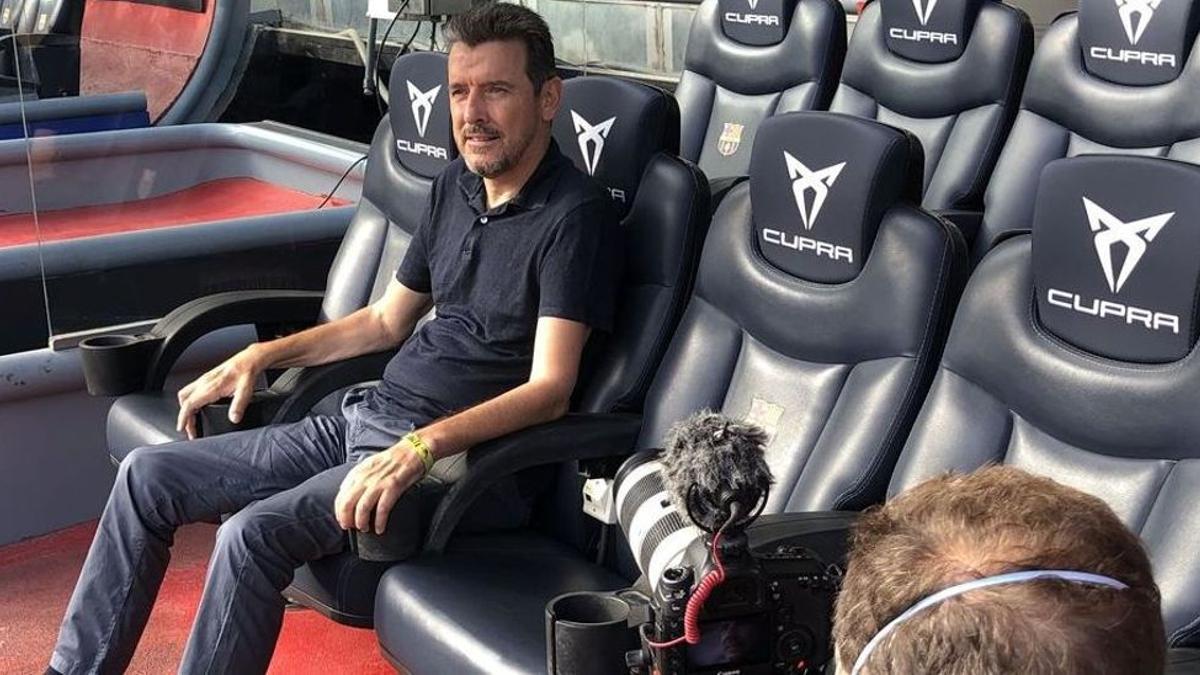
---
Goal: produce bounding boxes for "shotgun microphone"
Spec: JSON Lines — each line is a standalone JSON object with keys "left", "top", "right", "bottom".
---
{"left": 614, "top": 410, "right": 773, "bottom": 589}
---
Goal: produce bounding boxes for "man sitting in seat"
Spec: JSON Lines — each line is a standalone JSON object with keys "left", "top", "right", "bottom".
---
{"left": 47, "top": 4, "right": 622, "bottom": 674}
{"left": 833, "top": 466, "right": 1165, "bottom": 674}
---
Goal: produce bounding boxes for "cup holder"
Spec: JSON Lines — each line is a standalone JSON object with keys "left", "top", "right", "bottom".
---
{"left": 545, "top": 591, "right": 636, "bottom": 675}
{"left": 78, "top": 334, "right": 162, "bottom": 397}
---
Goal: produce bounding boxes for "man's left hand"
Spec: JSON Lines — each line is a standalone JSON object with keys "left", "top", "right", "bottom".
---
{"left": 334, "top": 441, "right": 426, "bottom": 534}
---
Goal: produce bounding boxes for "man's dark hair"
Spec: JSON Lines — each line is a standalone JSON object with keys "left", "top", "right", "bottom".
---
{"left": 443, "top": 2, "right": 558, "bottom": 92}
{"left": 833, "top": 466, "right": 1165, "bottom": 674}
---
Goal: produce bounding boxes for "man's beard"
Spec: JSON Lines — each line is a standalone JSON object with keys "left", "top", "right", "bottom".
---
{"left": 462, "top": 123, "right": 536, "bottom": 179}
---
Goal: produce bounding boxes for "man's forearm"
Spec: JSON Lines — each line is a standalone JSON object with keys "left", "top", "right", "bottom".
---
{"left": 417, "top": 380, "right": 571, "bottom": 460}
{"left": 250, "top": 306, "right": 411, "bottom": 371}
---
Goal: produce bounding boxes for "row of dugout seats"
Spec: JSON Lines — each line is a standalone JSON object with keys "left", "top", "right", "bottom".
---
{"left": 369, "top": 68, "right": 1200, "bottom": 675}
{"left": 378, "top": 130, "right": 1200, "bottom": 674}
{"left": 97, "top": 0, "right": 1200, "bottom": 671}
{"left": 674, "top": 0, "right": 1033, "bottom": 233}
{"left": 626, "top": 0, "right": 1200, "bottom": 262}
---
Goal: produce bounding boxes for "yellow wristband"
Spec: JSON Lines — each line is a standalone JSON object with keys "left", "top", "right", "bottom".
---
{"left": 404, "top": 432, "right": 435, "bottom": 474}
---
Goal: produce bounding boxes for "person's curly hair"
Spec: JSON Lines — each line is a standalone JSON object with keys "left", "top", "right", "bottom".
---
{"left": 833, "top": 466, "right": 1164, "bottom": 674}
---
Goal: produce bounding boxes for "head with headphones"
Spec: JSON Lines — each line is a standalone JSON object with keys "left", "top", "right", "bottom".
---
{"left": 833, "top": 466, "right": 1164, "bottom": 674}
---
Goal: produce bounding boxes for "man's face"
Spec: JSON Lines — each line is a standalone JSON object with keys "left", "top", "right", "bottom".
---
{"left": 448, "top": 40, "right": 556, "bottom": 178}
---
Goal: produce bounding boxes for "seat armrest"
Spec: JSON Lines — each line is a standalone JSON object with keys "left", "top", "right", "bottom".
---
{"left": 144, "top": 289, "right": 325, "bottom": 390}
{"left": 194, "top": 350, "right": 395, "bottom": 437}
{"left": 746, "top": 511, "right": 859, "bottom": 569}
{"left": 421, "top": 412, "right": 643, "bottom": 554}
{"left": 935, "top": 209, "right": 984, "bottom": 248}
{"left": 267, "top": 349, "right": 396, "bottom": 424}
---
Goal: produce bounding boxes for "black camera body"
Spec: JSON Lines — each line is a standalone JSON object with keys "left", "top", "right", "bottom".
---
{"left": 633, "top": 536, "right": 839, "bottom": 675}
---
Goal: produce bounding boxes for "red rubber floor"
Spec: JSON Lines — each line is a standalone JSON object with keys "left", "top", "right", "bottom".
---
{"left": 0, "top": 520, "right": 395, "bottom": 674}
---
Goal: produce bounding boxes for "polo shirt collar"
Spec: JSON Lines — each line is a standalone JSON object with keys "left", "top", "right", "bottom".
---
{"left": 457, "top": 139, "right": 567, "bottom": 215}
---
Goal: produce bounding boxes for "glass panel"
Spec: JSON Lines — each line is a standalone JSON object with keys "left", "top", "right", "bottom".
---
{"left": 1, "top": 32, "right": 45, "bottom": 356}
{"left": 14, "top": 0, "right": 696, "bottom": 353}
{"left": 21, "top": 1, "right": 367, "bottom": 350}
{"left": 529, "top": 0, "right": 693, "bottom": 80}
{"left": 667, "top": 5, "right": 697, "bottom": 75}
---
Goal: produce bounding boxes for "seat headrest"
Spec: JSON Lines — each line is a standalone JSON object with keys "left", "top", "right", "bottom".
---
{"left": 1079, "top": 0, "right": 1200, "bottom": 86}
{"left": 552, "top": 76, "right": 680, "bottom": 217}
{"left": 749, "top": 112, "right": 923, "bottom": 284}
{"left": 880, "top": 0, "right": 984, "bottom": 63}
{"left": 388, "top": 51, "right": 456, "bottom": 179}
{"left": 1033, "top": 156, "right": 1200, "bottom": 363}
{"left": 717, "top": 0, "right": 800, "bottom": 46}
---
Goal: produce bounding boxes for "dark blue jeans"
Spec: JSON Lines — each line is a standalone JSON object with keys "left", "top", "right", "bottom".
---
{"left": 50, "top": 390, "right": 530, "bottom": 674}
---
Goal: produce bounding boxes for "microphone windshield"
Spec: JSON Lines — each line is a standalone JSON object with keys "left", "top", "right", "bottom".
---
{"left": 660, "top": 410, "right": 773, "bottom": 532}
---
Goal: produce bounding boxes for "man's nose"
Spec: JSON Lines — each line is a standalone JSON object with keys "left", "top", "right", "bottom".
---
{"left": 462, "top": 88, "right": 488, "bottom": 125}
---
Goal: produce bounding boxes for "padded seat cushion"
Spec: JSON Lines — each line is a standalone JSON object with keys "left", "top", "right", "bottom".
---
{"left": 286, "top": 551, "right": 393, "bottom": 627}
{"left": 1171, "top": 649, "right": 1200, "bottom": 674}
{"left": 374, "top": 533, "right": 627, "bottom": 675}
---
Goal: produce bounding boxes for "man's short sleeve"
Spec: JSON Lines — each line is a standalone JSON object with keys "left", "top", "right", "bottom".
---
{"left": 394, "top": 185, "right": 437, "bottom": 293}
{"left": 537, "top": 199, "right": 623, "bottom": 332}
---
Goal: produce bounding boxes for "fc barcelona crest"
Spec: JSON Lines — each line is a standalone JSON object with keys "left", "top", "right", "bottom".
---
{"left": 717, "top": 122, "right": 745, "bottom": 157}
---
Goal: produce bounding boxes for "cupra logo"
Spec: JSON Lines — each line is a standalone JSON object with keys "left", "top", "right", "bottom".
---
{"left": 784, "top": 152, "right": 846, "bottom": 230}
{"left": 570, "top": 111, "right": 616, "bottom": 176}
{"left": 406, "top": 81, "right": 441, "bottom": 138}
{"left": 912, "top": 0, "right": 939, "bottom": 26}
{"left": 760, "top": 152, "right": 854, "bottom": 264}
{"left": 1083, "top": 196, "right": 1173, "bottom": 294}
{"left": 1045, "top": 196, "right": 1180, "bottom": 335}
{"left": 1116, "top": 0, "right": 1161, "bottom": 46}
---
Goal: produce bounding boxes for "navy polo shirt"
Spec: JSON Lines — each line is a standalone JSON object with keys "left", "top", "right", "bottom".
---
{"left": 367, "top": 140, "right": 623, "bottom": 427}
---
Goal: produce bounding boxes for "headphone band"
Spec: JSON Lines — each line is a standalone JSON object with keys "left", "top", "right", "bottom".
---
{"left": 849, "top": 570, "right": 1130, "bottom": 675}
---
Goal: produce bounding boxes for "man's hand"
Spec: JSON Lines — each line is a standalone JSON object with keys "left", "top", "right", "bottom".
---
{"left": 334, "top": 440, "right": 427, "bottom": 534}
{"left": 175, "top": 346, "right": 264, "bottom": 440}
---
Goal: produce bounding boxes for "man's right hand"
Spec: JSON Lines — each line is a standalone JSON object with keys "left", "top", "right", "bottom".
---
{"left": 175, "top": 345, "right": 265, "bottom": 440}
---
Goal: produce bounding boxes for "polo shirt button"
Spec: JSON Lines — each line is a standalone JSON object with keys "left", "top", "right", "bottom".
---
{"left": 480, "top": 216, "right": 489, "bottom": 225}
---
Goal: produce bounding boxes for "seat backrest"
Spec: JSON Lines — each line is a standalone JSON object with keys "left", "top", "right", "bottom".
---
{"left": 637, "top": 112, "right": 964, "bottom": 512}
{"left": 893, "top": 155, "right": 1200, "bottom": 648}
{"left": 551, "top": 76, "right": 710, "bottom": 413}
{"left": 675, "top": 0, "right": 846, "bottom": 181}
{"left": 829, "top": 0, "right": 1032, "bottom": 212}
{"left": 977, "top": 0, "right": 1200, "bottom": 257}
{"left": 320, "top": 51, "right": 455, "bottom": 322}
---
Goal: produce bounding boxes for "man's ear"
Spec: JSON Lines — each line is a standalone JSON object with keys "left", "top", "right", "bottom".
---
{"left": 540, "top": 76, "right": 563, "bottom": 124}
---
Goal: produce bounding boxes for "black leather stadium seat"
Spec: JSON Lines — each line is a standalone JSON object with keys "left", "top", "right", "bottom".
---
{"left": 104, "top": 51, "right": 456, "bottom": 460}
{"left": 976, "top": 0, "right": 1200, "bottom": 257}
{"left": 286, "top": 76, "right": 710, "bottom": 626}
{"left": 675, "top": 0, "right": 846, "bottom": 182}
{"left": 829, "top": 0, "right": 1032, "bottom": 214}
{"left": 891, "top": 154, "right": 1200, "bottom": 666}
{"left": 373, "top": 112, "right": 966, "bottom": 674}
